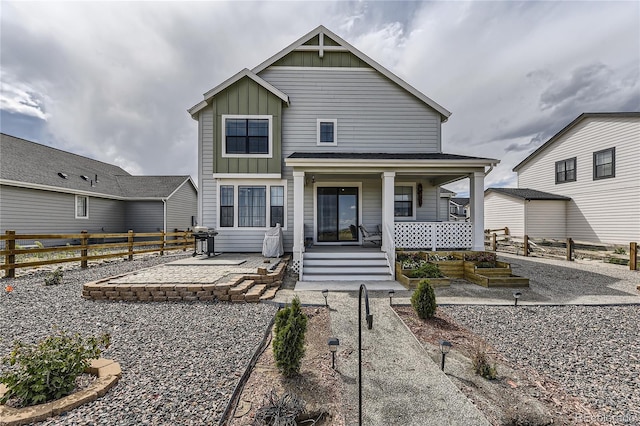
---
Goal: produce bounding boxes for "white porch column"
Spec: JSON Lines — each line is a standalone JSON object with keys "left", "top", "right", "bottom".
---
{"left": 470, "top": 171, "right": 485, "bottom": 251}
{"left": 293, "top": 171, "right": 305, "bottom": 262}
{"left": 381, "top": 171, "right": 396, "bottom": 251}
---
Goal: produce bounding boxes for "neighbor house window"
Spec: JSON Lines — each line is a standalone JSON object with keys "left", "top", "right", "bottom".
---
{"left": 75, "top": 195, "right": 88, "bottom": 219}
{"left": 220, "top": 185, "right": 234, "bottom": 227}
{"left": 317, "top": 119, "right": 337, "bottom": 145}
{"left": 555, "top": 157, "right": 576, "bottom": 184}
{"left": 593, "top": 147, "right": 615, "bottom": 180}
{"left": 394, "top": 185, "right": 415, "bottom": 219}
{"left": 222, "top": 115, "right": 272, "bottom": 157}
{"left": 270, "top": 186, "right": 284, "bottom": 227}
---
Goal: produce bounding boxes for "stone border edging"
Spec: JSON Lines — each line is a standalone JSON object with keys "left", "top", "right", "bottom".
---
{"left": 0, "top": 358, "right": 121, "bottom": 426}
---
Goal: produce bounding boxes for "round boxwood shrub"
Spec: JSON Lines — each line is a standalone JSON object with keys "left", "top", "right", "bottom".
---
{"left": 273, "top": 296, "right": 308, "bottom": 377}
{"left": 411, "top": 279, "right": 437, "bottom": 319}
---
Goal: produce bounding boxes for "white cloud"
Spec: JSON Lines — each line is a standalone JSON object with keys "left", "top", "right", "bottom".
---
{"left": 0, "top": 75, "right": 48, "bottom": 120}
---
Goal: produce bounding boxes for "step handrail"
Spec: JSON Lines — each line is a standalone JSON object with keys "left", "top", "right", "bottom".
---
{"left": 359, "top": 283, "right": 373, "bottom": 425}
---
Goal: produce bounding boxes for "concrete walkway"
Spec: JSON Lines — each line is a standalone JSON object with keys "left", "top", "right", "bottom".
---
{"left": 273, "top": 289, "right": 490, "bottom": 425}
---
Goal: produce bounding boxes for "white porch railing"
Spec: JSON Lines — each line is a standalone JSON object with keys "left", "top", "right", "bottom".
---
{"left": 394, "top": 222, "right": 473, "bottom": 250}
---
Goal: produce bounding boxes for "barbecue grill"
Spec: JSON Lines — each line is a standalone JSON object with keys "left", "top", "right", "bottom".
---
{"left": 192, "top": 226, "right": 219, "bottom": 257}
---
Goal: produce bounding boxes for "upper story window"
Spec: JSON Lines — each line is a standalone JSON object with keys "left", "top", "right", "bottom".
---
{"left": 222, "top": 115, "right": 272, "bottom": 158}
{"left": 394, "top": 185, "right": 415, "bottom": 219}
{"left": 555, "top": 157, "right": 576, "bottom": 184}
{"left": 593, "top": 147, "right": 615, "bottom": 180}
{"left": 75, "top": 195, "right": 88, "bottom": 219}
{"left": 317, "top": 119, "right": 337, "bottom": 146}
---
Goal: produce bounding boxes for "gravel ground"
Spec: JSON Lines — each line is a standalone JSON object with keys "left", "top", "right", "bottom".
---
{"left": 1, "top": 253, "right": 278, "bottom": 425}
{"left": 445, "top": 305, "right": 640, "bottom": 425}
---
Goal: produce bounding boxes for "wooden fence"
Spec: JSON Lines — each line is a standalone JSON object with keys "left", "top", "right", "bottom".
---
{"left": 1, "top": 230, "right": 193, "bottom": 278}
{"left": 484, "top": 228, "right": 637, "bottom": 271}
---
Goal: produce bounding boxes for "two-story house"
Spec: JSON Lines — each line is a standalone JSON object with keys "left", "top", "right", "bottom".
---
{"left": 485, "top": 112, "right": 640, "bottom": 245}
{"left": 189, "top": 26, "right": 499, "bottom": 280}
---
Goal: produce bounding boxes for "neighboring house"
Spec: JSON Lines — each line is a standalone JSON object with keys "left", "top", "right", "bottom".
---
{"left": 188, "top": 26, "right": 498, "bottom": 278}
{"left": 485, "top": 112, "right": 640, "bottom": 244}
{"left": 449, "top": 197, "right": 469, "bottom": 222}
{"left": 0, "top": 133, "right": 197, "bottom": 244}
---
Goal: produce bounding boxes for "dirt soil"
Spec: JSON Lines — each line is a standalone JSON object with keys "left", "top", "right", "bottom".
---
{"left": 394, "top": 306, "right": 603, "bottom": 426}
{"left": 228, "top": 307, "right": 346, "bottom": 425}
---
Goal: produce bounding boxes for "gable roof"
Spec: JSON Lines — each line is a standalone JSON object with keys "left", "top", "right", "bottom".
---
{"left": 513, "top": 112, "right": 640, "bottom": 172}
{"left": 485, "top": 188, "right": 571, "bottom": 201}
{"left": 188, "top": 68, "right": 289, "bottom": 118}
{"left": 189, "top": 25, "right": 451, "bottom": 121}
{"left": 451, "top": 197, "right": 469, "bottom": 206}
{"left": 0, "top": 133, "right": 194, "bottom": 200}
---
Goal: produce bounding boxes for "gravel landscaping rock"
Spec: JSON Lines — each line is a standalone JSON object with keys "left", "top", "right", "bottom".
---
{"left": 1, "top": 253, "right": 278, "bottom": 425}
{"left": 445, "top": 305, "right": 640, "bottom": 425}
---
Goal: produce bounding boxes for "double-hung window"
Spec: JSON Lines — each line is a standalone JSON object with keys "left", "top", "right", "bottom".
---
{"left": 593, "top": 147, "right": 615, "bottom": 180}
{"left": 394, "top": 185, "right": 415, "bottom": 219}
{"left": 555, "top": 157, "right": 576, "bottom": 184}
{"left": 219, "top": 182, "right": 286, "bottom": 228}
{"left": 317, "top": 119, "right": 337, "bottom": 146}
{"left": 222, "top": 115, "right": 272, "bottom": 157}
{"left": 75, "top": 195, "right": 88, "bottom": 219}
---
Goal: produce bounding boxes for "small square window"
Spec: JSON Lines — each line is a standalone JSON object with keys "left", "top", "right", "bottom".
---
{"left": 317, "top": 119, "right": 337, "bottom": 145}
{"left": 593, "top": 147, "right": 615, "bottom": 180}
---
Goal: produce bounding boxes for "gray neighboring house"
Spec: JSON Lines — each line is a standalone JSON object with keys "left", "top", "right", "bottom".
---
{"left": 0, "top": 133, "right": 197, "bottom": 245}
{"left": 449, "top": 197, "right": 470, "bottom": 222}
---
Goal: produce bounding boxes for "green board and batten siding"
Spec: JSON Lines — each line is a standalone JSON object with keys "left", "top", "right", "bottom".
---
{"left": 212, "top": 76, "right": 283, "bottom": 175}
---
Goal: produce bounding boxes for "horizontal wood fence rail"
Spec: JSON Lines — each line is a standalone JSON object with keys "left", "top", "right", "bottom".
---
{"left": 2, "top": 230, "right": 193, "bottom": 278}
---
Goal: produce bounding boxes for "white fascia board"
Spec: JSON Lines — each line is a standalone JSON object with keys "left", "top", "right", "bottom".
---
{"left": 252, "top": 25, "right": 452, "bottom": 121}
{"left": 284, "top": 158, "right": 499, "bottom": 169}
{"left": 0, "top": 179, "right": 126, "bottom": 200}
{"left": 188, "top": 101, "right": 208, "bottom": 119}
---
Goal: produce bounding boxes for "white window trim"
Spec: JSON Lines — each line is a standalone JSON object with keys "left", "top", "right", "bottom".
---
{"left": 394, "top": 183, "right": 416, "bottom": 221}
{"left": 221, "top": 114, "right": 273, "bottom": 158}
{"left": 216, "top": 179, "right": 287, "bottom": 230}
{"left": 75, "top": 195, "right": 89, "bottom": 219}
{"left": 316, "top": 119, "right": 338, "bottom": 146}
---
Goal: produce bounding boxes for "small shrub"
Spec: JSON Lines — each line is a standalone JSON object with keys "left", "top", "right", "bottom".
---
{"left": 44, "top": 268, "right": 64, "bottom": 286}
{"left": 411, "top": 279, "right": 437, "bottom": 319}
{"left": 472, "top": 345, "right": 497, "bottom": 380}
{"left": 464, "top": 252, "right": 496, "bottom": 264}
{"left": 273, "top": 296, "right": 308, "bottom": 377}
{"left": 407, "top": 262, "right": 444, "bottom": 279}
{"left": 475, "top": 261, "right": 496, "bottom": 268}
{"left": 614, "top": 247, "right": 627, "bottom": 255}
{"left": 254, "top": 389, "right": 306, "bottom": 426}
{"left": 0, "top": 330, "right": 111, "bottom": 407}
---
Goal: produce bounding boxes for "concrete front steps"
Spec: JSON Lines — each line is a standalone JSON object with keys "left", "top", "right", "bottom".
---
{"left": 302, "top": 250, "right": 393, "bottom": 281}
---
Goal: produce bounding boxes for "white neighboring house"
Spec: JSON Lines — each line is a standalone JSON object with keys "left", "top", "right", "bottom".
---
{"left": 485, "top": 112, "right": 640, "bottom": 244}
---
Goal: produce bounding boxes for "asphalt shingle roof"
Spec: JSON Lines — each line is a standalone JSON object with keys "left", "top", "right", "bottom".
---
{"left": 1, "top": 133, "right": 191, "bottom": 199}
{"left": 288, "top": 152, "right": 496, "bottom": 161}
{"left": 485, "top": 188, "right": 571, "bottom": 201}
{"left": 451, "top": 197, "right": 469, "bottom": 205}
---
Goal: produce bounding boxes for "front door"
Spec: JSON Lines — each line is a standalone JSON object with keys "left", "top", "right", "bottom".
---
{"left": 317, "top": 187, "right": 359, "bottom": 243}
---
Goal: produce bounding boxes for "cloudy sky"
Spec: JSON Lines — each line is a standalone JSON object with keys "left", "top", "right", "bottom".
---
{"left": 1, "top": 1, "right": 639, "bottom": 195}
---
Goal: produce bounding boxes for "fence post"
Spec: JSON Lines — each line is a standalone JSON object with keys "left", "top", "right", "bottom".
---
{"left": 630, "top": 242, "right": 637, "bottom": 271}
{"left": 492, "top": 233, "right": 497, "bottom": 251}
{"left": 128, "top": 230, "right": 134, "bottom": 261}
{"left": 566, "top": 237, "right": 574, "bottom": 261}
{"left": 504, "top": 227, "right": 510, "bottom": 236}
{"left": 160, "top": 230, "right": 165, "bottom": 256}
{"left": 80, "top": 230, "right": 88, "bottom": 268}
{"left": 523, "top": 235, "right": 529, "bottom": 257}
{"left": 185, "top": 230, "right": 190, "bottom": 252}
{"left": 5, "top": 230, "right": 16, "bottom": 278}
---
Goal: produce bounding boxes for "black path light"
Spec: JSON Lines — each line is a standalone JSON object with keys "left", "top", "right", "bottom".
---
{"left": 322, "top": 289, "right": 329, "bottom": 307}
{"left": 513, "top": 291, "right": 522, "bottom": 307}
{"left": 388, "top": 289, "right": 395, "bottom": 306}
{"left": 328, "top": 337, "right": 339, "bottom": 369}
{"left": 439, "top": 340, "right": 452, "bottom": 371}
{"left": 358, "top": 283, "right": 373, "bottom": 425}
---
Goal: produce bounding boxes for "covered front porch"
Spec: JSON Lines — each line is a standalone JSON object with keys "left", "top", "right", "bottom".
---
{"left": 286, "top": 152, "right": 499, "bottom": 279}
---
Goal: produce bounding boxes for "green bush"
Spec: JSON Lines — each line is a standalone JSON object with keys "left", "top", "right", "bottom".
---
{"left": 273, "top": 296, "right": 308, "bottom": 377}
{"left": 411, "top": 279, "right": 437, "bottom": 319}
{"left": 614, "top": 247, "right": 627, "bottom": 255}
{"left": 44, "top": 268, "right": 64, "bottom": 286}
{"left": 407, "top": 262, "right": 444, "bottom": 279}
{"left": 472, "top": 345, "right": 497, "bottom": 380}
{"left": 0, "top": 330, "right": 111, "bottom": 407}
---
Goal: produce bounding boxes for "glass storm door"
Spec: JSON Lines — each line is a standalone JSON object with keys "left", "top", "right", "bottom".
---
{"left": 317, "top": 187, "right": 359, "bottom": 242}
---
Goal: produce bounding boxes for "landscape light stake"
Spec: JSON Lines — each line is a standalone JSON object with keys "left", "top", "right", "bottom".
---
{"left": 358, "top": 283, "right": 373, "bottom": 426}
{"left": 388, "top": 289, "right": 395, "bottom": 306}
{"left": 322, "top": 289, "right": 329, "bottom": 307}
{"left": 328, "top": 337, "right": 339, "bottom": 369}
{"left": 513, "top": 291, "right": 522, "bottom": 307}
{"left": 439, "top": 340, "right": 452, "bottom": 371}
